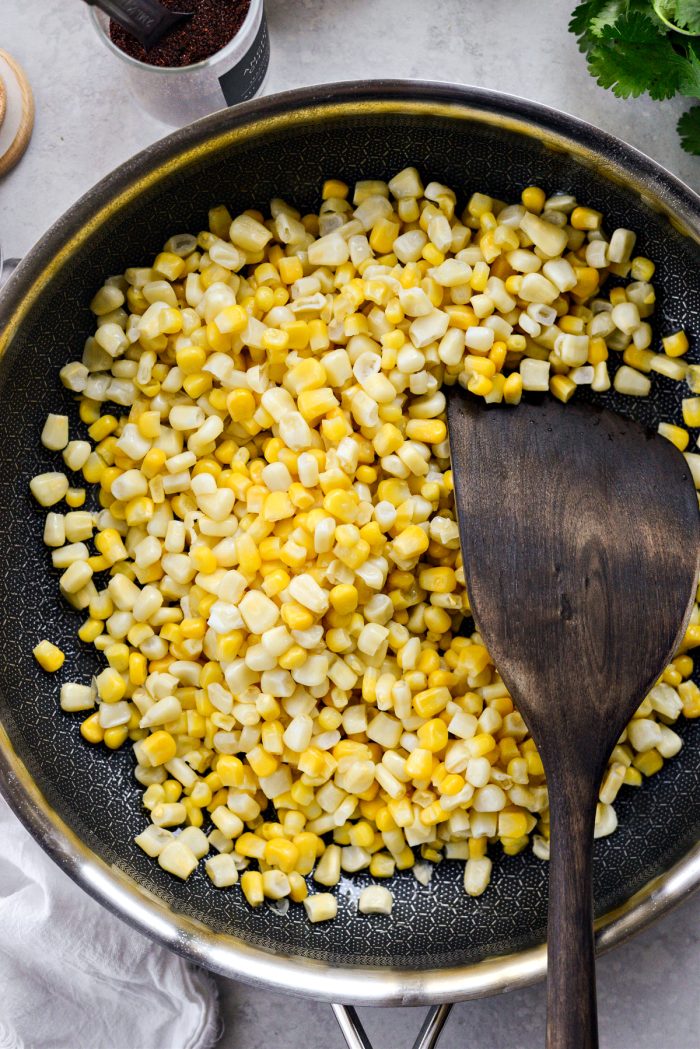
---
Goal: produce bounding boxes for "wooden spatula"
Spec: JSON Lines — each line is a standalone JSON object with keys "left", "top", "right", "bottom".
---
{"left": 446, "top": 389, "right": 700, "bottom": 1049}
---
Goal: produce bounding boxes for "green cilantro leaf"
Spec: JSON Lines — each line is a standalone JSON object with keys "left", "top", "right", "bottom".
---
{"left": 589, "top": 1, "right": 628, "bottom": 36}
{"left": 569, "top": 1, "right": 620, "bottom": 52}
{"left": 570, "top": 2, "right": 667, "bottom": 54}
{"left": 676, "top": 1, "right": 700, "bottom": 33}
{"left": 653, "top": 0, "right": 680, "bottom": 27}
{"left": 678, "top": 105, "right": 700, "bottom": 151}
{"left": 588, "top": 12, "right": 689, "bottom": 99}
{"left": 680, "top": 40, "right": 700, "bottom": 96}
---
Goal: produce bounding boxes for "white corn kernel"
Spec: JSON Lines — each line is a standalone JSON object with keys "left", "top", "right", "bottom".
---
{"left": 157, "top": 840, "right": 198, "bottom": 879}
{"left": 303, "top": 893, "right": 338, "bottom": 923}
{"left": 30, "top": 472, "right": 69, "bottom": 507}
{"left": 358, "top": 885, "right": 394, "bottom": 915}
{"left": 41, "top": 414, "right": 69, "bottom": 451}
{"left": 60, "top": 682, "right": 96, "bottom": 712}
{"left": 205, "top": 853, "right": 239, "bottom": 887}
{"left": 464, "top": 856, "right": 492, "bottom": 897}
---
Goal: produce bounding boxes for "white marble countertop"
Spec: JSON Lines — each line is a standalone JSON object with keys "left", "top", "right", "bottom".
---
{"left": 2, "top": 1, "right": 700, "bottom": 1046}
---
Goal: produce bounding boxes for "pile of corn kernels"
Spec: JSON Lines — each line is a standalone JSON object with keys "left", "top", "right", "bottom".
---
{"left": 30, "top": 169, "right": 700, "bottom": 923}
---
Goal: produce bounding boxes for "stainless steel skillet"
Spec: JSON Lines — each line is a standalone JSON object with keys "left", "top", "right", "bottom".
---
{"left": 0, "top": 81, "right": 698, "bottom": 1048}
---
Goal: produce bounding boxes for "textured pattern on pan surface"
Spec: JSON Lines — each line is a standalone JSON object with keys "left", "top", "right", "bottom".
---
{"left": 0, "top": 110, "right": 698, "bottom": 970}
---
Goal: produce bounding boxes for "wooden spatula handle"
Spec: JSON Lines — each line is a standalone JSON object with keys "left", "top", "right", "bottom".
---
{"left": 546, "top": 786, "right": 599, "bottom": 1049}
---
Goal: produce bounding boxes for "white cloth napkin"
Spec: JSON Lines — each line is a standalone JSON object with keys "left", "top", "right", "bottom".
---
{"left": 0, "top": 793, "right": 220, "bottom": 1049}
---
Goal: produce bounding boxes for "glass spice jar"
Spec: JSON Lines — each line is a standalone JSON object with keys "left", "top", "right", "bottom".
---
{"left": 90, "top": 0, "right": 270, "bottom": 126}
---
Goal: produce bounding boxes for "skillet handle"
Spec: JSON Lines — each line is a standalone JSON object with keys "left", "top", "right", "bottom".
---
{"left": 332, "top": 1003, "right": 452, "bottom": 1049}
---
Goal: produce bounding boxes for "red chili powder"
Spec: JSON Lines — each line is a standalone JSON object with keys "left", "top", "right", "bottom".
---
{"left": 109, "top": 0, "right": 252, "bottom": 68}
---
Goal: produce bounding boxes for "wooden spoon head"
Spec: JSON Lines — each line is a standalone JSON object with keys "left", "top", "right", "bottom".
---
{"left": 447, "top": 390, "right": 700, "bottom": 781}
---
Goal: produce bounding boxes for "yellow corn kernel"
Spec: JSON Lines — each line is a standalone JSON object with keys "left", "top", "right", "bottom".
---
{"left": 264, "top": 838, "right": 300, "bottom": 873}
{"left": 633, "top": 749, "right": 664, "bottom": 777}
{"left": 630, "top": 256, "right": 655, "bottom": 281}
{"left": 278, "top": 255, "right": 303, "bottom": 284}
{"left": 78, "top": 618, "right": 102, "bottom": 643}
{"left": 298, "top": 388, "right": 339, "bottom": 422}
{"left": 176, "top": 345, "right": 207, "bottom": 375}
{"left": 570, "top": 206, "right": 602, "bottom": 231}
{"left": 503, "top": 373, "right": 523, "bottom": 405}
{"left": 418, "top": 567, "right": 456, "bottom": 593}
{"left": 141, "top": 730, "right": 177, "bottom": 766}
{"left": 550, "top": 375, "right": 577, "bottom": 403}
{"left": 79, "top": 398, "right": 101, "bottom": 424}
{"left": 87, "top": 415, "right": 117, "bottom": 442}
{"left": 214, "top": 304, "right": 248, "bottom": 334}
{"left": 369, "top": 218, "right": 400, "bottom": 254}
{"left": 673, "top": 654, "right": 693, "bottom": 678}
{"left": 189, "top": 545, "right": 216, "bottom": 574}
{"left": 521, "top": 186, "right": 545, "bottom": 213}
{"left": 327, "top": 584, "right": 357, "bottom": 615}
{"left": 682, "top": 398, "right": 700, "bottom": 428}
{"left": 489, "top": 342, "right": 508, "bottom": 372}
{"left": 226, "top": 388, "right": 256, "bottom": 422}
{"left": 323, "top": 489, "right": 358, "bottom": 523}
{"left": 571, "top": 267, "right": 599, "bottom": 300}
{"left": 65, "top": 488, "right": 86, "bottom": 508}
{"left": 262, "top": 567, "right": 291, "bottom": 597}
{"left": 141, "top": 448, "right": 167, "bottom": 478}
{"left": 82, "top": 453, "right": 106, "bottom": 484}
{"left": 679, "top": 679, "right": 700, "bottom": 717}
{"left": 240, "top": 870, "right": 264, "bottom": 907}
{"left": 392, "top": 525, "right": 429, "bottom": 561}
{"left": 681, "top": 623, "right": 700, "bottom": 651}
{"left": 413, "top": 687, "right": 451, "bottom": 719}
{"left": 467, "top": 373, "right": 493, "bottom": 398}
{"left": 663, "top": 330, "right": 688, "bottom": 358}
{"left": 467, "top": 732, "right": 497, "bottom": 758}
{"left": 33, "top": 640, "right": 65, "bottom": 672}
{"left": 287, "top": 871, "right": 308, "bottom": 902}
{"left": 213, "top": 755, "right": 243, "bottom": 788}
{"left": 182, "top": 372, "right": 211, "bottom": 399}
{"left": 278, "top": 644, "right": 306, "bottom": 670}
{"left": 95, "top": 528, "right": 128, "bottom": 564}
{"left": 129, "top": 651, "right": 147, "bottom": 685}
{"left": 419, "top": 801, "right": 449, "bottom": 827}
{"left": 424, "top": 606, "right": 452, "bottom": 633}
{"left": 416, "top": 719, "right": 449, "bottom": 753}
{"left": 405, "top": 419, "right": 447, "bottom": 443}
{"left": 105, "top": 642, "right": 129, "bottom": 672}
{"left": 438, "top": 773, "right": 466, "bottom": 797}
{"left": 280, "top": 602, "right": 314, "bottom": 631}
{"left": 467, "top": 837, "right": 487, "bottom": 859}
{"left": 501, "top": 835, "right": 529, "bottom": 856}
{"left": 322, "top": 178, "right": 349, "bottom": 200}
{"left": 657, "top": 422, "right": 689, "bottom": 452}
{"left": 103, "top": 725, "right": 129, "bottom": 750}
{"left": 395, "top": 846, "right": 415, "bottom": 870}
{"left": 95, "top": 666, "right": 126, "bottom": 703}
{"left": 80, "top": 712, "right": 104, "bottom": 744}
{"left": 623, "top": 766, "right": 643, "bottom": 786}
{"left": 247, "top": 746, "right": 278, "bottom": 779}
{"left": 526, "top": 750, "right": 545, "bottom": 776}
{"left": 281, "top": 320, "right": 310, "bottom": 350}
{"left": 588, "top": 338, "right": 608, "bottom": 365}
{"left": 262, "top": 327, "right": 291, "bottom": 355}
{"left": 237, "top": 833, "right": 266, "bottom": 859}
{"left": 498, "top": 810, "right": 529, "bottom": 838}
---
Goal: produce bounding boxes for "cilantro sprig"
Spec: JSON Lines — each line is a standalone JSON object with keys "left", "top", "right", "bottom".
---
{"left": 570, "top": 1, "right": 700, "bottom": 153}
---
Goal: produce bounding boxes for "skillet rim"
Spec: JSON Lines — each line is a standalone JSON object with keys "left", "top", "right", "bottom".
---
{"left": 0, "top": 79, "right": 699, "bottom": 1004}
